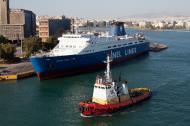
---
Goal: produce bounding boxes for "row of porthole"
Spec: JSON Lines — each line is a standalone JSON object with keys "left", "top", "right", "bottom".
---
{"left": 107, "top": 42, "right": 136, "bottom": 49}
{"left": 63, "top": 36, "right": 81, "bottom": 38}
{"left": 59, "top": 45, "right": 83, "bottom": 49}
{"left": 94, "top": 86, "right": 111, "bottom": 89}
{"left": 65, "top": 45, "right": 77, "bottom": 48}
{"left": 83, "top": 50, "right": 94, "bottom": 53}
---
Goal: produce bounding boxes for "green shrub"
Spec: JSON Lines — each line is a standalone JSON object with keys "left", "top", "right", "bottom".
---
{"left": 0, "top": 35, "right": 8, "bottom": 44}
{"left": 0, "top": 43, "right": 16, "bottom": 60}
{"left": 23, "top": 37, "right": 41, "bottom": 57}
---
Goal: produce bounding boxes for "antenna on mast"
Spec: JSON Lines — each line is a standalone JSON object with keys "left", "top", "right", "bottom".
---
{"left": 104, "top": 54, "right": 113, "bottom": 82}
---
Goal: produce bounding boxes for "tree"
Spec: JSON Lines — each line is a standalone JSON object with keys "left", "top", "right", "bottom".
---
{"left": 0, "top": 43, "right": 16, "bottom": 60}
{"left": 23, "top": 37, "right": 41, "bottom": 57}
{"left": 0, "top": 44, "right": 2, "bottom": 59}
{"left": 0, "top": 35, "right": 8, "bottom": 44}
{"left": 57, "top": 28, "right": 65, "bottom": 36}
{"left": 42, "top": 36, "right": 58, "bottom": 51}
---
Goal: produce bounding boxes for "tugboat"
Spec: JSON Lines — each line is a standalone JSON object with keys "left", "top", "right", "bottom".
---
{"left": 79, "top": 55, "right": 151, "bottom": 117}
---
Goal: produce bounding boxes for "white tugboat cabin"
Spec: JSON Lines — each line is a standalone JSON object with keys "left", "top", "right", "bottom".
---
{"left": 92, "top": 55, "right": 130, "bottom": 105}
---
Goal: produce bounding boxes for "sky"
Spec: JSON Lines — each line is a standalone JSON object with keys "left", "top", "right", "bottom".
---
{"left": 10, "top": 0, "right": 190, "bottom": 19}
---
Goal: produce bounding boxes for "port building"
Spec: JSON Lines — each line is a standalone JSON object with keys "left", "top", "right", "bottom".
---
{"left": 38, "top": 16, "right": 71, "bottom": 42}
{"left": 0, "top": 0, "right": 36, "bottom": 42}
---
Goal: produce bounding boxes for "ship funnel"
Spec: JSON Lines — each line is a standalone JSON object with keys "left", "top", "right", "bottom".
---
{"left": 109, "top": 22, "right": 126, "bottom": 36}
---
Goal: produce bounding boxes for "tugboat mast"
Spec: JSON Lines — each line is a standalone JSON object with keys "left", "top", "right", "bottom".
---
{"left": 104, "top": 55, "right": 112, "bottom": 82}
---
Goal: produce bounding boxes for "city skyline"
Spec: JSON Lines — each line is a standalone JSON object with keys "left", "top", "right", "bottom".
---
{"left": 10, "top": 0, "right": 190, "bottom": 19}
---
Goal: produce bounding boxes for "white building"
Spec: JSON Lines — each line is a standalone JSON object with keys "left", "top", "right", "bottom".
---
{"left": 139, "top": 21, "right": 152, "bottom": 28}
{"left": 153, "top": 21, "right": 167, "bottom": 29}
{"left": 139, "top": 21, "right": 146, "bottom": 28}
{"left": 175, "top": 21, "right": 185, "bottom": 28}
{"left": 185, "top": 22, "right": 190, "bottom": 29}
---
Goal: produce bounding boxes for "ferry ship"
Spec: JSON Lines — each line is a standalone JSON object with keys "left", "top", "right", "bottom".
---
{"left": 30, "top": 22, "right": 149, "bottom": 80}
{"left": 79, "top": 55, "right": 151, "bottom": 117}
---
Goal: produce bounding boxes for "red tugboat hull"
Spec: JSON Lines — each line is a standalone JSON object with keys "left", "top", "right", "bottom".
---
{"left": 79, "top": 88, "right": 151, "bottom": 117}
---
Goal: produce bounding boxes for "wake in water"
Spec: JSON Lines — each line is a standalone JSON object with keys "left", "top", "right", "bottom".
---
{"left": 80, "top": 113, "right": 112, "bottom": 118}
{"left": 80, "top": 107, "right": 139, "bottom": 117}
{"left": 118, "top": 109, "right": 137, "bottom": 115}
{"left": 80, "top": 113, "right": 95, "bottom": 118}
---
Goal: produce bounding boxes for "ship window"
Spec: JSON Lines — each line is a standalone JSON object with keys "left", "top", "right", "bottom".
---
{"left": 108, "top": 46, "right": 111, "bottom": 48}
{"left": 106, "top": 86, "right": 111, "bottom": 89}
{"left": 113, "top": 45, "right": 117, "bottom": 48}
{"left": 129, "top": 43, "right": 132, "bottom": 44}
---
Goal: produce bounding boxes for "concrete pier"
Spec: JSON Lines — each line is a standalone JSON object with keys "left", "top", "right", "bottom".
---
{"left": 149, "top": 42, "right": 168, "bottom": 52}
{"left": 0, "top": 62, "right": 35, "bottom": 81}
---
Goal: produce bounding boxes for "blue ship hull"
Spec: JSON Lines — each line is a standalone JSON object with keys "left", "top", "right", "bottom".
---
{"left": 30, "top": 42, "right": 149, "bottom": 80}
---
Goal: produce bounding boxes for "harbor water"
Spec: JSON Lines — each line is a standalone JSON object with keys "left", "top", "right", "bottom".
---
{"left": 0, "top": 30, "right": 190, "bottom": 126}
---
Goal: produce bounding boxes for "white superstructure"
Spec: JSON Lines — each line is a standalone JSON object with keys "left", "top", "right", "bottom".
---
{"left": 48, "top": 33, "right": 146, "bottom": 57}
{"left": 92, "top": 55, "right": 130, "bottom": 105}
